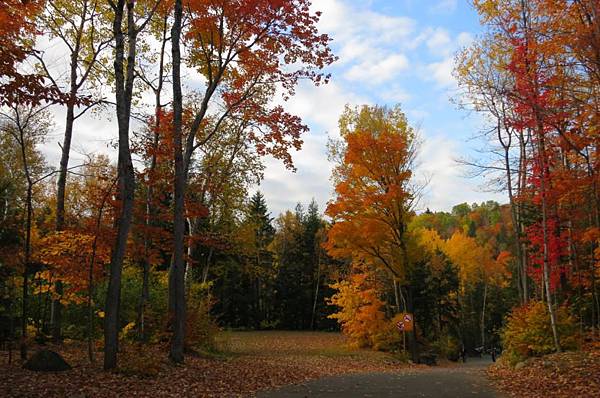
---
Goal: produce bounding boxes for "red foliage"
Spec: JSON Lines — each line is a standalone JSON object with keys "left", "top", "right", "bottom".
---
{"left": 0, "top": 0, "right": 62, "bottom": 105}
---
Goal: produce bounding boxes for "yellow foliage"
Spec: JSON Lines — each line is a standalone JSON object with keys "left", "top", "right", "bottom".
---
{"left": 328, "top": 271, "right": 396, "bottom": 350}
{"left": 502, "top": 301, "right": 579, "bottom": 365}
{"left": 418, "top": 229, "right": 511, "bottom": 292}
{"left": 120, "top": 321, "right": 137, "bottom": 340}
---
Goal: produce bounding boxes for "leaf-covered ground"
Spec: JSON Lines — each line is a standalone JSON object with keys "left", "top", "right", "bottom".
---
{"left": 1, "top": 332, "right": 413, "bottom": 397}
{"left": 487, "top": 346, "right": 600, "bottom": 398}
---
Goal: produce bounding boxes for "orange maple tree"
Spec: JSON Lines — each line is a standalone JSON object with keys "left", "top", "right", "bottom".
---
{"left": 325, "top": 105, "right": 416, "bottom": 280}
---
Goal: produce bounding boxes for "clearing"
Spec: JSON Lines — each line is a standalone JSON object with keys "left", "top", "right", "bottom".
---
{"left": 1, "top": 331, "right": 410, "bottom": 397}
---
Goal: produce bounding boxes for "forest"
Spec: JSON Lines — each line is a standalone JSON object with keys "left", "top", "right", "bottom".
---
{"left": 1, "top": 0, "right": 599, "bottom": 397}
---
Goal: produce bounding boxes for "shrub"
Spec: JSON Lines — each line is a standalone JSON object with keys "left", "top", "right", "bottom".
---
{"left": 118, "top": 343, "right": 164, "bottom": 378}
{"left": 328, "top": 274, "right": 405, "bottom": 351}
{"left": 372, "top": 316, "right": 403, "bottom": 351}
{"left": 501, "top": 301, "right": 579, "bottom": 365}
{"left": 328, "top": 273, "right": 389, "bottom": 349}
{"left": 431, "top": 334, "right": 460, "bottom": 360}
{"left": 185, "top": 282, "right": 220, "bottom": 352}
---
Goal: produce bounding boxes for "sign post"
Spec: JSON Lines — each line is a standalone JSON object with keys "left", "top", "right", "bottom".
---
{"left": 396, "top": 313, "right": 413, "bottom": 354}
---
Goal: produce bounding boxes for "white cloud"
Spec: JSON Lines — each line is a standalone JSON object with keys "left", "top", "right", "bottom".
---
{"left": 415, "top": 134, "right": 506, "bottom": 212}
{"left": 314, "top": 0, "right": 416, "bottom": 67}
{"left": 344, "top": 53, "right": 410, "bottom": 84}
{"left": 316, "top": 0, "right": 416, "bottom": 45}
{"left": 426, "top": 57, "right": 456, "bottom": 88}
{"left": 426, "top": 28, "right": 452, "bottom": 54}
{"left": 380, "top": 86, "right": 412, "bottom": 104}
{"left": 429, "top": 0, "right": 458, "bottom": 14}
{"left": 257, "top": 134, "right": 333, "bottom": 216}
{"left": 262, "top": 79, "right": 370, "bottom": 215}
{"left": 457, "top": 32, "right": 474, "bottom": 47}
{"left": 281, "top": 80, "right": 369, "bottom": 138}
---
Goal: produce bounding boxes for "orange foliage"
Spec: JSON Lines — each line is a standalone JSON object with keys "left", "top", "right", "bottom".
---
{"left": 325, "top": 106, "right": 415, "bottom": 279}
{"left": 38, "top": 231, "right": 110, "bottom": 303}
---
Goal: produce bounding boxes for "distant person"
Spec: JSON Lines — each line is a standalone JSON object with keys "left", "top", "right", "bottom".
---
{"left": 460, "top": 345, "right": 467, "bottom": 363}
{"left": 491, "top": 346, "right": 497, "bottom": 362}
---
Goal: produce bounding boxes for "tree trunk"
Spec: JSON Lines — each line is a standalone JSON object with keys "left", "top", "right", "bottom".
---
{"left": 138, "top": 15, "right": 167, "bottom": 342}
{"left": 538, "top": 132, "right": 561, "bottom": 353}
{"left": 103, "top": 0, "right": 137, "bottom": 370}
{"left": 481, "top": 282, "right": 487, "bottom": 351}
{"left": 310, "top": 247, "right": 321, "bottom": 330}
{"left": 19, "top": 189, "right": 32, "bottom": 360}
{"left": 518, "top": 130, "right": 529, "bottom": 302}
{"left": 169, "top": 0, "right": 186, "bottom": 363}
{"left": 499, "top": 122, "right": 528, "bottom": 304}
{"left": 87, "top": 252, "right": 96, "bottom": 364}
{"left": 52, "top": 0, "right": 90, "bottom": 340}
{"left": 402, "top": 285, "right": 418, "bottom": 363}
{"left": 19, "top": 121, "right": 33, "bottom": 360}
{"left": 201, "top": 248, "right": 213, "bottom": 284}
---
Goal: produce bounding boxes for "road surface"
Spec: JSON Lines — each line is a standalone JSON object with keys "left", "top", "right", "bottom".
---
{"left": 257, "top": 357, "right": 500, "bottom": 398}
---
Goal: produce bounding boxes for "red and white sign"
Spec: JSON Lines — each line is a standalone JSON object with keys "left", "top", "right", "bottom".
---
{"left": 396, "top": 313, "right": 414, "bottom": 332}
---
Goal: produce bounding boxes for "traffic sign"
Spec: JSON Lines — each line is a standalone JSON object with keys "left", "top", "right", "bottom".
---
{"left": 396, "top": 312, "right": 413, "bottom": 332}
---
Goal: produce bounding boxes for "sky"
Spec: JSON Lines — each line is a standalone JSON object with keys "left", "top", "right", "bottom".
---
{"left": 41, "top": 0, "right": 507, "bottom": 217}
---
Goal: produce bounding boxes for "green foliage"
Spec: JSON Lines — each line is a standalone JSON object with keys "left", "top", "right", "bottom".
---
{"left": 502, "top": 301, "right": 579, "bottom": 365}
{"left": 91, "top": 267, "right": 169, "bottom": 343}
{"left": 371, "top": 320, "right": 403, "bottom": 352}
{"left": 431, "top": 335, "right": 460, "bottom": 360}
{"left": 408, "top": 254, "right": 460, "bottom": 345}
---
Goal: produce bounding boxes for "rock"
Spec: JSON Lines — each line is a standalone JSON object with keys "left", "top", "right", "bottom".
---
{"left": 419, "top": 351, "right": 438, "bottom": 366}
{"left": 23, "top": 350, "right": 71, "bottom": 372}
{"left": 514, "top": 361, "right": 527, "bottom": 370}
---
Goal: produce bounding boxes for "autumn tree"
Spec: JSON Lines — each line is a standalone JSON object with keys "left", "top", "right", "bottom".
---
{"left": 32, "top": 0, "right": 112, "bottom": 341}
{"left": 0, "top": 0, "right": 63, "bottom": 105}
{"left": 443, "top": 231, "right": 510, "bottom": 350}
{"left": 0, "top": 104, "right": 52, "bottom": 359}
{"left": 167, "top": 0, "right": 335, "bottom": 362}
{"left": 325, "top": 104, "right": 419, "bottom": 360}
{"left": 461, "top": 0, "right": 600, "bottom": 351}
{"left": 103, "top": 0, "right": 160, "bottom": 370}
{"left": 455, "top": 32, "right": 530, "bottom": 304}
{"left": 328, "top": 267, "right": 391, "bottom": 349}
{"left": 410, "top": 203, "right": 515, "bottom": 353}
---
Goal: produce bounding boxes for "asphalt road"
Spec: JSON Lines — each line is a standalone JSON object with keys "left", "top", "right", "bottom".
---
{"left": 257, "top": 358, "right": 500, "bottom": 398}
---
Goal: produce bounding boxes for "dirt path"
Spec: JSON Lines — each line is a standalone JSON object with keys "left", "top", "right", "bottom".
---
{"left": 257, "top": 357, "right": 501, "bottom": 398}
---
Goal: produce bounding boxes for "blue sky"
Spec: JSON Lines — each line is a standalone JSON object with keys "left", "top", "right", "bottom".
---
{"left": 258, "top": 0, "right": 507, "bottom": 215}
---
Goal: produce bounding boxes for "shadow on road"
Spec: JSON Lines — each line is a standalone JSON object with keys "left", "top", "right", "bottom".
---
{"left": 257, "top": 356, "right": 501, "bottom": 398}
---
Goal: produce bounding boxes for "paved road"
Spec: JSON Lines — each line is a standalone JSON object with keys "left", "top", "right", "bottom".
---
{"left": 257, "top": 358, "right": 500, "bottom": 398}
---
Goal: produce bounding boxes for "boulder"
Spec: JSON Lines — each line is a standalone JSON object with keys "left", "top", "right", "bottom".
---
{"left": 419, "top": 351, "right": 438, "bottom": 366}
{"left": 23, "top": 350, "right": 71, "bottom": 372}
{"left": 514, "top": 361, "right": 527, "bottom": 370}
